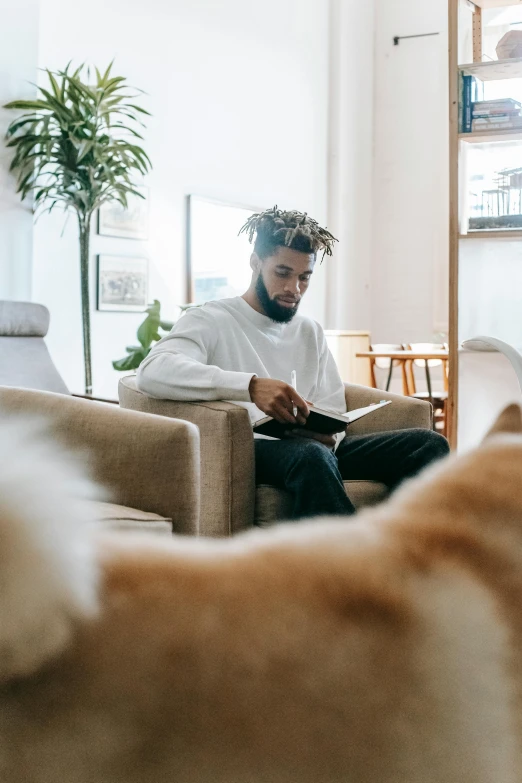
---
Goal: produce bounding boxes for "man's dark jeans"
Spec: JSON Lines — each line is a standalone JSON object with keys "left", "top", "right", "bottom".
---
{"left": 254, "top": 429, "right": 450, "bottom": 519}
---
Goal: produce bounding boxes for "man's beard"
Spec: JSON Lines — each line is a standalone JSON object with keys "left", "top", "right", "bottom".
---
{"left": 255, "top": 274, "right": 300, "bottom": 323}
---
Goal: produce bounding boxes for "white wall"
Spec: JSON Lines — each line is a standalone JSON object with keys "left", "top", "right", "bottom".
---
{"left": 325, "top": 0, "right": 449, "bottom": 345}
{"left": 370, "top": 0, "right": 449, "bottom": 344}
{"left": 326, "top": 0, "right": 375, "bottom": 331}
{"left": 0, "top": 1, "right": 39, "bottom": 301}
{"left": 35, "top": 0, "right": 329, "bottom": 397}
{"left": 459, "top": 238, "right": 522, "bottom": 348}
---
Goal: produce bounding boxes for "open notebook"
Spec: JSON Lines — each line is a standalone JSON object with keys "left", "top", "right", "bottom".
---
{"left": 253, "top": 400, "right": 392, "bottom": 440}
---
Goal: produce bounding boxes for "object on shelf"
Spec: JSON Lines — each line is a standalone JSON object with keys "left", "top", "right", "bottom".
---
{"left": 460, "top": 74, "right": 485, "bottom": 133}
{"left": 496, "top": 31, "right": 522, "bottom": 61}
{"left": 461, "top": 74, "right": 477, "bottom": 132}
{"left": 471, "top": 98, "right": 522, "bottom": 132}
{"left": 469, "top": 164, "right": 522, "bottom": 230}
{"left": 466, "top": 138, "right": 522, "bottom": 232}
{"left": 469, "top": 214, "right": 522, "bottom": 230}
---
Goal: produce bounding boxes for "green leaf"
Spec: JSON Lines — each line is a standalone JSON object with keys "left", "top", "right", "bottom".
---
{"left": 114, "top": 301, "right": 177, "bottom": 370}
{"left": 47, "top": 70, "right": 62, "bottom": 100}
{"left": 101, "top": 60, "right": 115, "bottom": 82}
{"left": 126, "top": 104, "right": 151, "bottom": 116}
{"left": 112, "top": 347, "right": 148, "bottom": 372}
{"left": 136, "top": 300, "right": 161, "bottom": 349}
{"left": 4, "top": 60, "right": 152, "bottom": 252}
{"left": 4, "top": 99, "right": 51, "bottom": 111}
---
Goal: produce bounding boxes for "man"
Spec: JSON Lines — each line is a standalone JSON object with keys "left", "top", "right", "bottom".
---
{"left": 137, "top": 206, "right": 449, "bottom": 519}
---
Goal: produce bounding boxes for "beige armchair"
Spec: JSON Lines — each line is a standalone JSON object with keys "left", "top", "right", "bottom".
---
{"left": 0, "top": 386, "right": 200, "bottom": 536}
{"left": 119, "top": 376, "right": 431, "bottom": 537}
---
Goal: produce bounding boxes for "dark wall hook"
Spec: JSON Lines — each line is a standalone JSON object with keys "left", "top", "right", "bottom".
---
{"left": 393, "top": 32, "right": 440, "bottom": 45}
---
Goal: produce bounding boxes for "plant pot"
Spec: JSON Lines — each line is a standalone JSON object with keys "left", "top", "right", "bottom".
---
{"left": 496, "top": 30, "right": 522, "bottom": 60}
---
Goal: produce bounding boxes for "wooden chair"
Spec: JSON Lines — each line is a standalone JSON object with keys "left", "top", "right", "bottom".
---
{"left": 369, "top": 343, "right": 409, "bottom": 395}
{"left": 405, "top": 343, "right": 448, "bottom": 436}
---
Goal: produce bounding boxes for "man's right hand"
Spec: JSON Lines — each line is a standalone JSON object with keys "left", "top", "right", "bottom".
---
{"left": 249, "top": 377, "right": 309, "bottom": 425}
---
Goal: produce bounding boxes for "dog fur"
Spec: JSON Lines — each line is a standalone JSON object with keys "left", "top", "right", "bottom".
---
{"left": 1, "top": 409, "right": 522, "bottom": 782}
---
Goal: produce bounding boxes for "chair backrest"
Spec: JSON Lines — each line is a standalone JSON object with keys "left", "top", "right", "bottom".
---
{"left": 370, "top": 343, "right": 403, "bottom": 370}
{"left": 0, "top": 301, "right": 69, "bottom": 394}
{"left": 407, "top": 342, "right": 445, "bottom": 369}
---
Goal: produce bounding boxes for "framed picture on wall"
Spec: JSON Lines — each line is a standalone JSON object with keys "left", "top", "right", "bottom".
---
{"left": 186, "top": 196, "right": 259, "bottom": 304}
{"left": 97, "top": 255, "right": 148, "bottom": 312}
{"left": 98, "top": 186, "right": 149, "bottom": 240}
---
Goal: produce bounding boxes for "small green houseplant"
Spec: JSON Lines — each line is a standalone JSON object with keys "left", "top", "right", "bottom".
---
{"left": 112, "top": 301, "right": 199, "bottom": 372}
{"left": 112, "top": 300, "right": 174, "bottom": 371}
{"left": 5, "top": 62, "right": 151, "bottom": 394}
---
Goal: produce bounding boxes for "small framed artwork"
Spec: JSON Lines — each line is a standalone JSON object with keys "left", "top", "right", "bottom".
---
{"left": 98, "top": 186, "right": 149, "bottom": 240}
{"left": 186, "top": 196, "right": 259, "bottom": 304}
{"left": 97, "top": 255, "right": 148, "bottom": 312}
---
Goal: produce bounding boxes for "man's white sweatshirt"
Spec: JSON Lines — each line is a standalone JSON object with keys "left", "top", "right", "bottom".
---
{"left": 136, "top": 296, "right": 347, "bottom": 424}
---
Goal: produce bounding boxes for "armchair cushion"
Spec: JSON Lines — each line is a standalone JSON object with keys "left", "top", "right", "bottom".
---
{"left": 255, "top": 481, "right": 388, "bottom": 527}
{"left": 0, "top": 300, "right": 50, "bottom": 337}
{"left": 93, "top": 501, "right": 172, "bottom": 535}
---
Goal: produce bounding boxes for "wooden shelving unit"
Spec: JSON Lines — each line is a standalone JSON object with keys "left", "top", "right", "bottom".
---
{"left": 461, "top": 56, "right": 522, "bottom": 80}
{"left": 449, "top": 0, "right": 459, "bottom": 448}
{"left": 449, "top": 0, "right": 522, "bottom": 447}
{"left": 460, "top": 229, "right": 522, "bottom": 238}
{"left": 459, "top": 129, "right": 522, "bottom": 142}
{"left": 472, "top": 0, "right": 522, "bottom": 8}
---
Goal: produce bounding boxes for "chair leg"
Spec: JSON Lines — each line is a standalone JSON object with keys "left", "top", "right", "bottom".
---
{"left": 424, "top": 361, "right": 433, "bottom": 403}
{"left": 369, "top": 359, "right": 378, "bottom": 389}
{"left": 405, "top": 360, "right": 415, "bottom": 396}
{"left": 401, "top": 360, "right": 410, "bottom": 396}
{"left": 385, "top": 362, "right": 394, "bottom": 391}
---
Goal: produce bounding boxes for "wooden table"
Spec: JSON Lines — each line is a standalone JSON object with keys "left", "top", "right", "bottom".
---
{"left": 356, "top": 351, "right": 449, "bottom": 400}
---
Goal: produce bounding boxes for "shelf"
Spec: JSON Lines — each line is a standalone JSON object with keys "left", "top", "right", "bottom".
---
{"left": 459, "top": 129, "right": 522, "bottom": 142}
{"left": 460, "top": 230, "right": 522, "bottom": 239}
{"left": 324, "top": 330, "right": 370, "bottom": 337}
{"left": 460, "top": 57, "right": 522, "bottom": 81}
{"left": 472, "top": 0, "right": 522, "bottom": 8}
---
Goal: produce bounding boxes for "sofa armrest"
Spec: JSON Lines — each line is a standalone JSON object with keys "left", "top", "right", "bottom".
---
{"left": 119, "top": 376, "right": 255, "bottom": 537}
{"left": 0, "top": 386, "right": 200, "bottom": 535}
{"left": 344, "top": 383, "right": 432, "bottom": 434}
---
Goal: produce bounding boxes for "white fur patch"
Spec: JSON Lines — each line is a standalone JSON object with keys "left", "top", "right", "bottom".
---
{"left": 0, "top": 416, "right": 101, "bottom": 680}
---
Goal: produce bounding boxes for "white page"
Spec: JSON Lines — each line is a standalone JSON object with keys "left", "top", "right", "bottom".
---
{"left": 343, "top": 400, "right": 392, "bottom": 424}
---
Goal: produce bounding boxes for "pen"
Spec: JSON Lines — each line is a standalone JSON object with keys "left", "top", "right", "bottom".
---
{"left": 291, "top": 370, "right": 298, "bottom": 418}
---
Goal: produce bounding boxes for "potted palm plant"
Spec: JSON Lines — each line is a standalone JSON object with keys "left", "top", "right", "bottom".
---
{"left": 4, "top": 63, "right": 151, "bottom": 394}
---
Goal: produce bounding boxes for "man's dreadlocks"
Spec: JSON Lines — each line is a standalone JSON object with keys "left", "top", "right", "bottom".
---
{"left": 238, "top": 206, "right": 338, "bottom": 262}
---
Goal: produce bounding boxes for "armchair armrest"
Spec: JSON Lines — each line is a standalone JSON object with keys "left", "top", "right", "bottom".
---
{"left": 344, "top": 383, "right": 432, "bottom": 435}
{"left": 0, "top": 386, "right": 200, "bottom": 535}
{"left": 119, "top": 377, "right": 255, "bottom": 537}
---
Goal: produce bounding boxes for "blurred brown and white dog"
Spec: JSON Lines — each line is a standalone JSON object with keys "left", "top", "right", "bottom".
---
{"left": 1, "top": 407, "right": 522, "bottom": 783}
